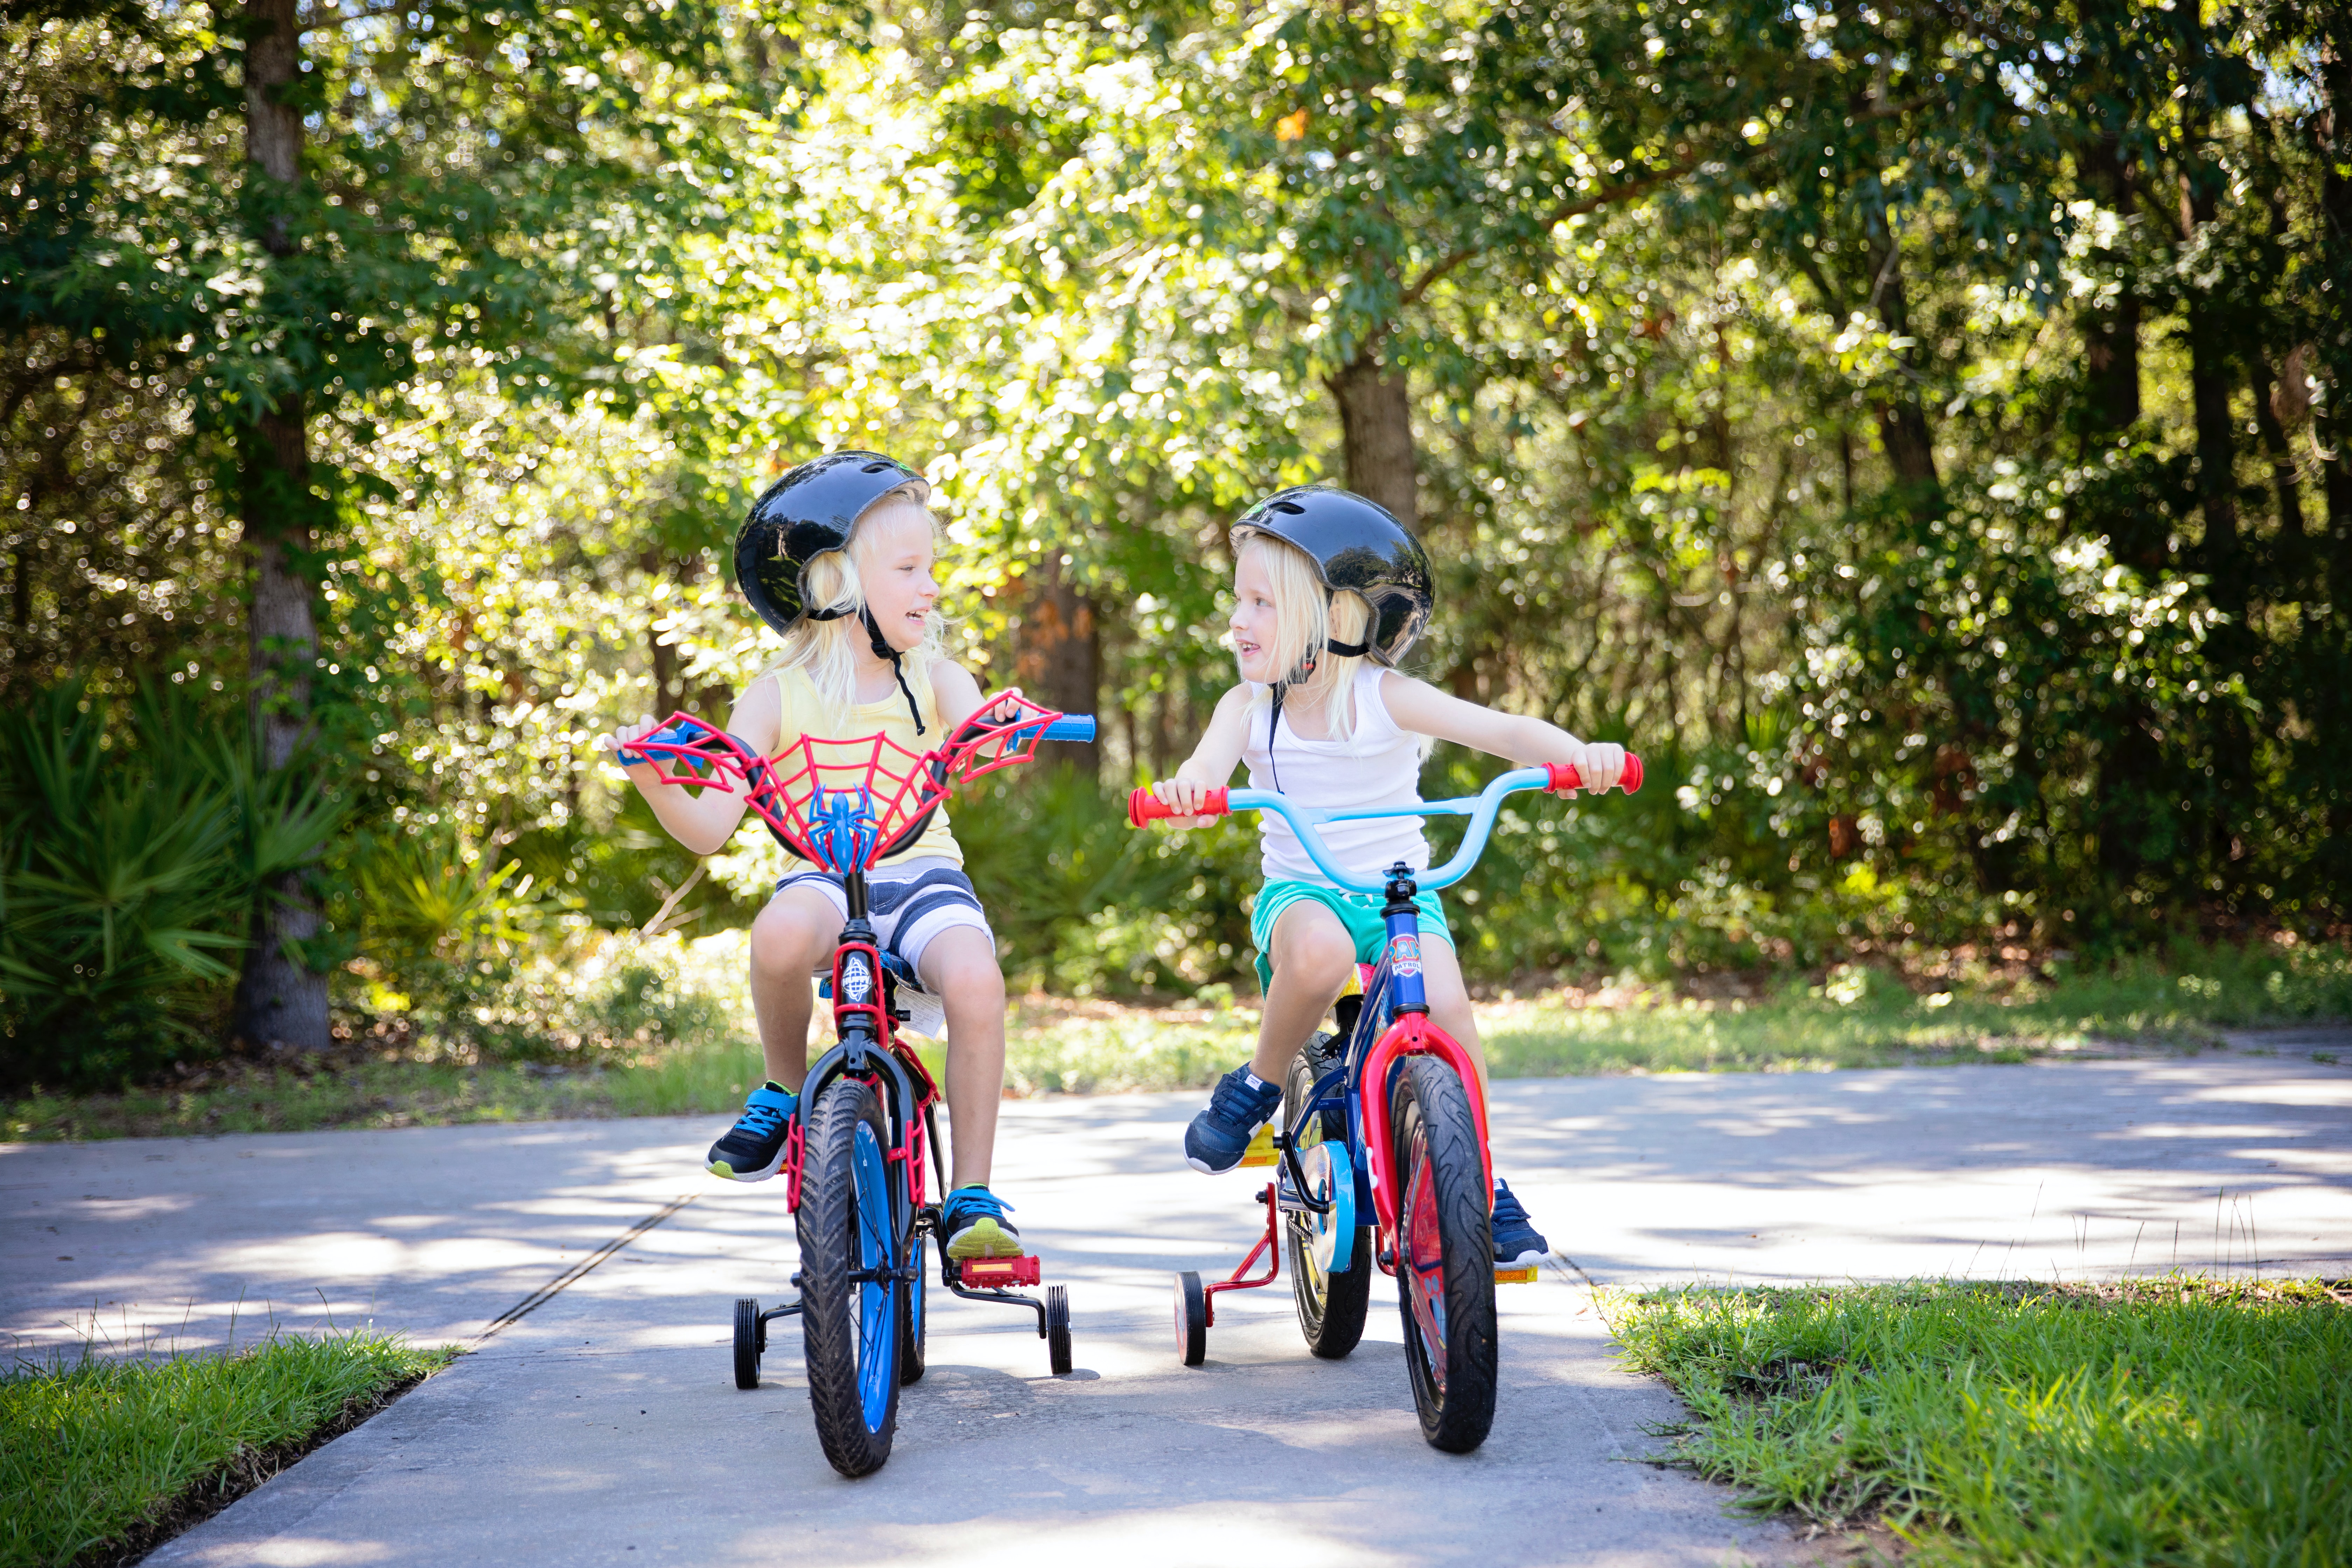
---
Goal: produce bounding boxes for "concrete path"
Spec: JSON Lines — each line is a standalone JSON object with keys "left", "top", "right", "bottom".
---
{"left": 5, "top": 1032, "right": 2348, "bottom": 1567}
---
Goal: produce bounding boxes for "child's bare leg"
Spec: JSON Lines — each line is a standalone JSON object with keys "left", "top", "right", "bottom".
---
{"left": 1416, "top": 936, "right": 1488, "bottom": 1099}
{"left": 917, "top": 926, "right": 1007, "bottom": 1189}
{"left": 747, "top": 889, "right": 841, "bottom": 1090}
{"left": 1250, "top": 902, "right": 1357, "bottom": 1081}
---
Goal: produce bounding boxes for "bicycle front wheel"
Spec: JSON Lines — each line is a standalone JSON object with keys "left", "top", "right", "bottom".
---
{"left": 797, "top": 1076, "right": 903, "bottom": 1477}
{"left": 1390, "top": 1055, "right": 1497, "bottom": 1452}
{"left": 1285, "top": 1036, "right": 1370, "bottom": 1358}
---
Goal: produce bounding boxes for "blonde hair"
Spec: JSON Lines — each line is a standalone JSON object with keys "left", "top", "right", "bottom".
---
{"left": 1234, "top": 527, "right": 1375, "bottom": 741}
{"left": 761, "top": 485, "right": 947, "bottom": 714}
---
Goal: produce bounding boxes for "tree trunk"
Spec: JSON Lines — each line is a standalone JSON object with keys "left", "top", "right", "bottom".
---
{"left": 2081, "top": 136, "right": 2142, "bottom": 443}
{"left": 1015, "top": 552, "right": 1099, "bottom": 777}
{"left": 2321, "top": 27, "right": 2352, "bottom": 606}
{"left": 1860, "top": 222, "right": 1942, "bottom": 517}
{"left": 229, "top": 0, "right": 330, "bottom": 1052}
{"left": 1327, "top": 352, "right": 1418, "bottom": 525}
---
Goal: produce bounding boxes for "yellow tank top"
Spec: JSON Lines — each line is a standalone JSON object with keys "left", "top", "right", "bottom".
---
{"left": 767, "top": 663, "right": 963, "bottom": 868}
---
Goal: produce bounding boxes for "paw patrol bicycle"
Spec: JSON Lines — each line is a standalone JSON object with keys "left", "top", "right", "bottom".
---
{"left": 620, "top": 695, "right": 1091, "bottom": 1477}
{"left": 1129, "top": 755, "right": 1642, "bottom": 1452}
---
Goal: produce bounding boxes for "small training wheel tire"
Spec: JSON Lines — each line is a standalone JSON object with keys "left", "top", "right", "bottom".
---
{"left": 733, "top": 1297, "right": 762, "bottom": 1390}
{"left": 1046, "top": 1284, "right": 1072, "bottom": 1376}
{"left": 1174, "top": 1271, "right": 1208, "bottom": 1367}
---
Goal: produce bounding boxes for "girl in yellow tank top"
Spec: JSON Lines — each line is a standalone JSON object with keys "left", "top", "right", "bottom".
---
{"left": 601, "top": 454, "right": 1027, "bottom": 1261}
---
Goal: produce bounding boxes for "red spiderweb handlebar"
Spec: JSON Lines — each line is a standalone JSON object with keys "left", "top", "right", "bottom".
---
{"left": 622, "top": 693, "right": 1090, "bottom": 871}
{"left": 1125, "top": 755, "right": 1643, "bottom": 827}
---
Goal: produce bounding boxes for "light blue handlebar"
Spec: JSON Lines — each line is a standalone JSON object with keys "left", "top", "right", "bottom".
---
{"left": 1223, "top": 767, "right": 1553, "bottom": 894}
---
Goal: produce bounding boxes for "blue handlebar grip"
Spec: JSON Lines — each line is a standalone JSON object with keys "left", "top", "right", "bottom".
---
{"left": 615, "top": 720, "right": 702, "bottom": 768}
{"left": 1041, "top": 715, "right": 1096, "bottom": 743}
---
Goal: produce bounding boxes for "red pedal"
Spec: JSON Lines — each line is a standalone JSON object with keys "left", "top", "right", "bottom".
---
{"left": 960, "top": 1255, "right": 1041, "bottom": 1288}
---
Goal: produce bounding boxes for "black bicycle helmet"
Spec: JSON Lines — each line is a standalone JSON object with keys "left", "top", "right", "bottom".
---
{"left": 734, "top": 451, "right": 930, "bottom": 634}
{"left": 733, "top": 450, "right": 934, "bottom": 733}
{"left": 1231, "top": 485, "right": 1433, "bottom": 666}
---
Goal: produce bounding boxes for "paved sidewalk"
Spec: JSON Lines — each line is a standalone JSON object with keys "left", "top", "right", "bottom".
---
{"left": 4, "top": 1034, "right": 2346, "bottom": 1567}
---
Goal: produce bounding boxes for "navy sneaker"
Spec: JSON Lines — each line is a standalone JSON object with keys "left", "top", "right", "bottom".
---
{"left": 941, "top": 1185, "right": 1024, "bottom": 1259}
{"left": 1185, "top": 1066, "right": 1283, "bottom": 1175}
{"left": 706, "top": 1082, "right": 797, "bottom": 1181}
{"left": 1491, "top": 1178, "right": 1549, "bottom": 1267}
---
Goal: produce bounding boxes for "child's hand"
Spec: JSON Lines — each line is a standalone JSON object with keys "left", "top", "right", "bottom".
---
{"left": 1552, "top": 742, "right": 1626, "bottom": 796}
{"left": 1149, "top": 777, "right": 1219, "bottom": 830}
{"left": 594, "top": 715, "right": 666, "bottom": 774}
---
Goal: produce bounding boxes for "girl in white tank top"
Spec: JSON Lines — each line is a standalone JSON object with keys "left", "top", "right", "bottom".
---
{"left": 1141, "top": 493, "right": 1628, "bottom": 1265}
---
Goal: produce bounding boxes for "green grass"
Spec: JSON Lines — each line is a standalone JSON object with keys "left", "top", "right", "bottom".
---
{"left": 1607, "top": 1279, "right": 2352, "bottom": 1564}
{"left": 1484, "top": 938, "right": 2352, "bottom": 1077}
{"left": 6, "top": 939, "right": 2345, "bottom": 1142}
{"left": 1, "top": 1333, "right": 454, "bottom": 1568}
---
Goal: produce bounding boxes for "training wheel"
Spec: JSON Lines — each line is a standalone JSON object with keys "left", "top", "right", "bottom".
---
{"left": 732, "top": 1297, "right": 762, "bottom": 1390}
{"left": 1174, "top": 1270, "right": 1208, "bottom": 1367}
{"left": 1045, "top": 1284, "right": 1072, "bottom": 1375}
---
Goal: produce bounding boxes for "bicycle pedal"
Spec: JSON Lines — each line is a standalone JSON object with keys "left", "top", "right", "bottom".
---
{"left": 960, "top": 1255, "right": 1042, "bottom": 1288}
{"left": 1239, "top": 1123, "right": 1278, "bottom": 1168}
{"left": 1494, "top": 1265, "right": 1540, "bottom": 1285}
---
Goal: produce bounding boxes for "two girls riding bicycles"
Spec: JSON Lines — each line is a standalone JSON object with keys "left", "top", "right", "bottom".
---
{"left": 601, "top": 454, "right": 1632, "bottom": 1465}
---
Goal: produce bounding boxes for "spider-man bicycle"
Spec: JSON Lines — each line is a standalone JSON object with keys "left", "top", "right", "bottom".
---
{"left": 617, "top": 695, "right": 1091, "bottom": 1477}
{"left": 1129, "top": 754, "right": 1642, "bottom": 1453}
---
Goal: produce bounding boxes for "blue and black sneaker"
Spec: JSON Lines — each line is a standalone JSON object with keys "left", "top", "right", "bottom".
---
{"left": 706, "top": 1082, "right": 797, "bottom": 1182}
{"left": 940, "top": 1184, "right": 1024, "bottom": 1260}
{"left": 1184, "top": 1065, "right": 1284, "bottom": 1175}
{"left": 1490, "top": 1178, "right": 1549, "bottom": 1267}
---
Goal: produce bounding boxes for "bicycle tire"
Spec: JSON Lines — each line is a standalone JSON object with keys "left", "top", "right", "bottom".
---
{"left": 1285, "top": 1037, "right": 1370, "bottom": 1358}
{"left": 1046, "top": 1284, "right": 1072, "bottom": 1375}
{"left": 1173, "top": 1271, "right": 1208, "bottom": 1366}
{"left": 898, "top": 1224, "right": 927, "bottom": 1385}
{"left": 1390, "top": 1055, "right": 1498, "bottom": 1452}
{"left": 797, "top": 1076, "right": 903, "bottom": 1477}
{"left": 733, "top": 1297, "right": 762, "bottom": 1391}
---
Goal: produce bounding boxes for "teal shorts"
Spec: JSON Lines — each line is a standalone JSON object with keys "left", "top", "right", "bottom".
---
{"left": 1249, "top": 879, "right": 1453, "bottom": 993}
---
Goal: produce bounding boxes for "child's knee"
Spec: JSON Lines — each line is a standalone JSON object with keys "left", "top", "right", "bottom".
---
{"left": 750, "top": 899, "right": 832, "bottom": 973}
{"left": 1276, "top": 922, "right": 1356, "bottom": 987}
{"left": 924, "top": 933, "right": 1006, "bottom": 1005}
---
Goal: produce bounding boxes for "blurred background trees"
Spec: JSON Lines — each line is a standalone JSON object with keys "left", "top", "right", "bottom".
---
{"left": 3, "top": 0, "right": 2345, "bottom": 1085}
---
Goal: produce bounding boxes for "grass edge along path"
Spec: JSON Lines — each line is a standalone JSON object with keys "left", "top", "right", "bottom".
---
{"left": 0, "top": 1332, "right": 456, "bottom": 1568}
{"left": 1604, "top": 1279, "right": 2352, "bottom": 1566}
{"left": 8, "top": 939, "right": 2349, "bottom": 1142}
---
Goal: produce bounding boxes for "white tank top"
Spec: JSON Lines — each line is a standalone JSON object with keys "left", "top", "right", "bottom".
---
{"left": 1241, "top": 667, "right": 1427, "bottom": 886}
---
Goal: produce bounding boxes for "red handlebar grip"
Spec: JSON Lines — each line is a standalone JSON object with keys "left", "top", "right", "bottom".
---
{"left": 1546, "top": 754, "right": 1644, "bottom": 796}
{"left": 1127, "top": 786, "right": 1229, "bottom": 826}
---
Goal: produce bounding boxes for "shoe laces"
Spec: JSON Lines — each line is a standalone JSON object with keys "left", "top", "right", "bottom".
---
{"left": 1208, "top": 1068, "right": 1278, "bottom": 1125}
{"left": 736, "top": 1098, "right": 789, "bottom": 1136}
{"left": 1491, "top": 1180, "right": 1531, "bottom": 1227}
{"left": 946, "top": 1187, "right": 1014, "bottom": 1223}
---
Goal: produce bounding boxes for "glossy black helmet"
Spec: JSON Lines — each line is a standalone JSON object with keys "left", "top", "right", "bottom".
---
{"left": 734, "top": 451, "right": 930, "bottom": 636}
{"left": 1231, "top": 486, "right": 1434, "bottom": 665}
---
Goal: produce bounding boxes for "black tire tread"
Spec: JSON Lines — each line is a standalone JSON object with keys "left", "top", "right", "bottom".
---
{"left": 1392, "top": 1056, "right": 1498, "bottom": 1452}
{"left": 733, "top": 1297, "right": 761, "bottom": 1390}
{"left": 798, "top": 1078, "right": 899, "bottom": 1477}
{"left": 1175, "top": 1270, "right": 1208, "bottom": 1367}
{"left": 1284, "top": 1040, "right": 1371, "bottom": 1359}
{"left": 1046, "top": 1284, "right": 1072, "bottom": 1375}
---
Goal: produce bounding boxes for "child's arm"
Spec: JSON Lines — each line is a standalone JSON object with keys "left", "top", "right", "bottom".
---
{"left": 1380, "top": 673, "right": 1627, "bottom": 793}
{"left": 927, "top": 660, "right": 1025, "bottom": 734}
{"left": 592, "top": 676, "right": 782, "bottom": 857}
{"left": 1146, "top": 684, "right": 1253, "bottom": 828}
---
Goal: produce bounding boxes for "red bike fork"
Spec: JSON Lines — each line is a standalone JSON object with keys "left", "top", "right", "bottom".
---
{"left": 1356, "top": 1012, "right": 1493, "bottom": 1238}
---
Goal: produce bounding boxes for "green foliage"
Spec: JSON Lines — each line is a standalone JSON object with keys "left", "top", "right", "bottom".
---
{"left": 1608, "top": 1280, "right": 2352, "bottom": 1563}
{"left": 0, "top": 1332, "right": 451, "bottom": 1568}
{"left": 0, "top": 682, "right": 342, "bottom": 1088}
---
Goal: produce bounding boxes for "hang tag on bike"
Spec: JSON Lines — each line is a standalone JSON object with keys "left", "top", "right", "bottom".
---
{"left": 841, "top": 955, "right": 874, "bottom": 1003}
{"left": 1388, "top": 933, "right": 1423, "bottom": 978}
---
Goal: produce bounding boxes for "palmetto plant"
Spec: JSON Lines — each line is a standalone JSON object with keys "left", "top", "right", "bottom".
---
{"left": 0, "top": 681, "right": 344, "bottom": 1087}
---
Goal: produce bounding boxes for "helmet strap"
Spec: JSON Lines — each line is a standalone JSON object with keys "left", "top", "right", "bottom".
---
{"left": 859, "top": 606, "right": 925, "bottom": 735}
{"left": 1267, "top": 681, "right": 1286, "bottom": 792}
{"left": 1324, "top": 637, "right": 1370, "bottom": 658}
